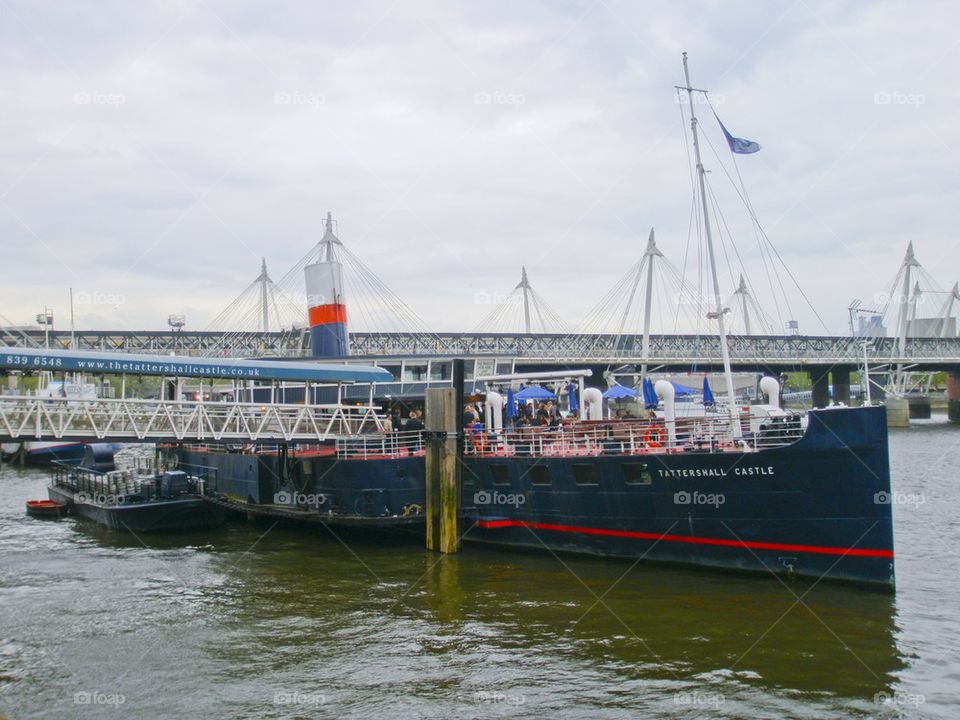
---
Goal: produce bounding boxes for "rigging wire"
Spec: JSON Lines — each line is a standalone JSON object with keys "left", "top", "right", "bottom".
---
{"left": 472, "top": 270, "right": 569, "bottom": 334}
{"left": 699, "top": 100, "right": 830, "bottom": 333}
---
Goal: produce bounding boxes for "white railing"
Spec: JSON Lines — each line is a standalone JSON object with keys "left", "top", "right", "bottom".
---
{"left": 336, "top": 430, "right": 426, "bottom": 459}
{"left": 468, "top": 417, "right": 805, "bottom": 457}
{"left": 10, "top": 329, "right": 960, "bottom": 363}
{"left": 332, "top": 414, "right": 804, "bottom": 460}
{"left": 0, "top": 395, "right": 386, "bottom": 442}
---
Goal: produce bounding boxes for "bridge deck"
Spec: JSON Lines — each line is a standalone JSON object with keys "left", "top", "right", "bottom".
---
{"left": 4, "top": 330, "right": 960, "bottom": 366}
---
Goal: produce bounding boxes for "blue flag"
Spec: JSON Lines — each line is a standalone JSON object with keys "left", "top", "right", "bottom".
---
{"left": 702, "top": 376, "right": 715, "bottom": 407}
{"left": 715, "top": 113, "right": 761, "bottom": 154}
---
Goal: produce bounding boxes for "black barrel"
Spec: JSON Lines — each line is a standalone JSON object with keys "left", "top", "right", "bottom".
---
{"left": 82, "top": 444, "right": 117, "bottom": 473}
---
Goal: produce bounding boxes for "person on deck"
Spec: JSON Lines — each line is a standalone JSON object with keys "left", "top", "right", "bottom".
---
{"left": 407, "top": 410, "right": 424, "bottom": 430}
{"left": 389, "top": 409, "right": 403, "bottom": 453}
{"left": 404, "top": 410, "right": 424, "bottom": 451}
{"left": 536, "top": 403, "right": 550, "bottom": 425}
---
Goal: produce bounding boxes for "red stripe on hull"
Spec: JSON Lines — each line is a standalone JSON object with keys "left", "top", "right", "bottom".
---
{"left": 308, "top": 304, "right": 348, "bottom": 326}
{"left": 475, "top": 519, "right": 894, "bottom": 558}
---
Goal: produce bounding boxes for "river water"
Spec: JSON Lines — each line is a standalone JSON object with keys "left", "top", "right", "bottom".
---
{"left": 0, "top": 421, "right": 956, "bottom": 719}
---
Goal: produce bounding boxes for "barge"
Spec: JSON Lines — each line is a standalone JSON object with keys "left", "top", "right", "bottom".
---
{"left": 48, "top": 457, "right": 224, "bottom": 533}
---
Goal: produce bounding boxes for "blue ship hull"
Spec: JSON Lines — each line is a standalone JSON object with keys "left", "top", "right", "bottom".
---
{"left": 47, "top": 484, "right": 225, "bottom": 533}
{"left": 3, "top": 442, "right": 124, "bottom": 467}
{"left": 463, "top": 406, "right": 894, "bottom": 589}
{"left": 178, "top": 405, "right": 894, "bottom": 589}
{"left": 7, "top": 442, "right": 87, "bottom": 466}
{"left": 177, "top": 448, "right": 427, "bottom": 524}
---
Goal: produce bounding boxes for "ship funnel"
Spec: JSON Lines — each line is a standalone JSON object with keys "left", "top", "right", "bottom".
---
{"left": 654, "top": 380, "right": 677, "bottom": 445}
{"left": 759, "top": 376, "right": 780, "bottom": 409}
{"left": 305, "top": 212, "right": 349, "bottom": 357}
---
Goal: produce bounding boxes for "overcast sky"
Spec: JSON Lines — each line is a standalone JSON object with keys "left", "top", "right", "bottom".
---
{"left": 1, "top": 0, "right": 957, "bottom": 336}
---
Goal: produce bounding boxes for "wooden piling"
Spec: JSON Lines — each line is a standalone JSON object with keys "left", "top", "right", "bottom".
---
{"left": 425, "top": 360, "right": 464, "bottom": 553}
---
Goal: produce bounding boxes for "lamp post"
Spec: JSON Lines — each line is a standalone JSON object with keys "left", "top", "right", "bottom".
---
{"left": 35, "top": 307, "right": 54, "bottom": 349}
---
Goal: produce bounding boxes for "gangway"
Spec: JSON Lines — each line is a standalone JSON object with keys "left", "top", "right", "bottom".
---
{"left": 0, "top": 347, "right": 392, "bottom": 443}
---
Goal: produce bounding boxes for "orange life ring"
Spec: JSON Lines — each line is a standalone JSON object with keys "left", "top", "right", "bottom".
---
{"left": 471, "top": 431, "right": 487, "bottom": 453}
{"left": 644, "top": 427, "right": 663, "bottom": 448}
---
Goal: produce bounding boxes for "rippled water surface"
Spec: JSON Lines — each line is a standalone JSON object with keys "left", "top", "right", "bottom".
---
{"left": 0, "top": 422, "right": 957, "bottom": 719}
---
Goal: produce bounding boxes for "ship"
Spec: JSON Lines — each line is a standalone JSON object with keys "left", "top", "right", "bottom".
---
{"left": 175, "top": 53, "right": 895, "bottom": 589}
{"left": 47, "top": 447, "right": 224, "bottom": 533}
{"left": 461, "top": 396, "right": 893, "bottom": 588}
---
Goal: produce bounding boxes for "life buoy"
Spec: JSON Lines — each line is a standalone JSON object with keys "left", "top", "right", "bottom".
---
{"left": 644, "top": 427, "right": 663, "bottom": 448}
{"left": 471, "top": 431, "right": 487, "bottom": 453}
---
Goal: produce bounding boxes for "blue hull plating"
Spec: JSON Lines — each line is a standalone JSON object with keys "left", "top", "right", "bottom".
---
{"left": 19, "top": 443, "right": 87, "bottom": 466}
{"left": 179, "top": 449, "right": 426, "bottom": 523}
{"left": 180, "top": 406, "right": 894, "bottom": 588}
{"left": 464, "top": 406, "right": 894, "bottom": 589}
{"left": 48, "top": 485, "right": 224, "bottom": 532}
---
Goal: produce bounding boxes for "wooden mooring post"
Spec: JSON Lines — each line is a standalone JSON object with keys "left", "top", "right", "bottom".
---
{"left": 425, "top": 359, "right": 464, "bottom": 553}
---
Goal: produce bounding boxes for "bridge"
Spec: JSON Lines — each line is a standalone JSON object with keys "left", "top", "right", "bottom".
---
{"left": 0, "top": 396, "right": 385, "bottom": 444}
{"left": 6, "top": 329, "right": 960, "bottom": 370}
{"left": 0, "top": 348, "right": 390, "bottom": 444}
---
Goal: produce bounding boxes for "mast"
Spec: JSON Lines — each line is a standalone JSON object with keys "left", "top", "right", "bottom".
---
{"left": 639, "top": 228, "right": 660, "bottom": 378}
{"left": 940, "top": 282, "right": 959, "bottom": 337}
{"left": 736, "top": 274, "right": 752, "bottom": 335}
{"left": 320, "top": 211, "right": 341, "bottom": 262}
{"left": 909, "top": 281, "right": 921, "bottom": 327}
{"left": 681, "top": 52, "right": 740, "bottom": 435}
{"left": 520, "top": 266, "right": 532, "bottom": 334}
{"left": 258, "top": 258, "right": 269, "bottom": 333}
{"left": 896, "top": 242, "right": 917, "bottom": 358}
{"left": 894, "top": 242, "right": 918, "bottom": 394}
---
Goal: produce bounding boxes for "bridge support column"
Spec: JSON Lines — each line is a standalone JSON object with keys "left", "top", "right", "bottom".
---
{"left": 947, "top": 372, "right": 960, "bottom": 423}
{"left": 886, "top": 397, "right": 910, "bottom": 427}
{"left": 810, "top": 369, "right": 830, "bottom": 409}
{"left": 908, "top": 396, "right": 932, "bottom": 420}
{"left": 832, "top": 367, "right": 851, "bottom": 406}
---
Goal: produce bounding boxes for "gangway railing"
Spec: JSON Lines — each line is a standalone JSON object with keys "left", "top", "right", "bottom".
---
{"left": 0, "top": 395, "right": 385, "bottom": 443}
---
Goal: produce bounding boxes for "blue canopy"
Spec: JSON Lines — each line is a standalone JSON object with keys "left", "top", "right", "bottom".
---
{"left": 672, "top": 382, "right": 697, "bottom": 396}
{"left": 506, "top": 388, "right": 517, "bottom": 418}
{"left": 603, "top": 383, "right": 640, "bottom": 400}
{"left": 643, "top": 378, "right": 658, "bottom": 409}
{"left": 567, "top": 383, "right": 579, "bottom": 413}
{"left": 0, "top": 346, "right": 393, "bottom": 384}
{"left": 702, "top": 376, "right": 715, "bottom": 406}
{"left": 515, "top": 385, "right": 556, "bottom": 401}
